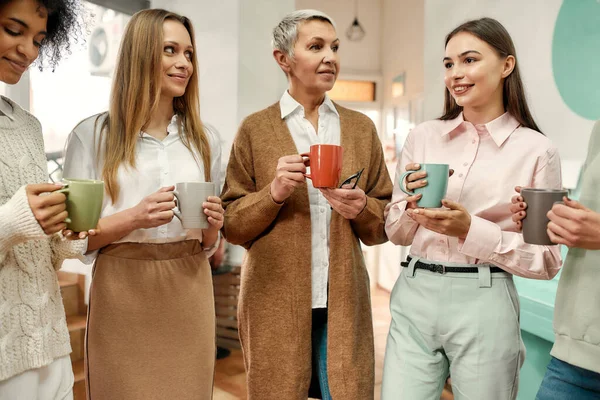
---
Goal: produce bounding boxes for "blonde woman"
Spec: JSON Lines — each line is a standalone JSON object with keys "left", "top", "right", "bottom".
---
{"left": 62, "top": 9, "right": 223, "bottom": 399}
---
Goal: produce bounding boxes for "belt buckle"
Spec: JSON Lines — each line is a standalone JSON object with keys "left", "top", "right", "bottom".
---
{"left": 433, "top": 264, "right": 446, "bottom": 274}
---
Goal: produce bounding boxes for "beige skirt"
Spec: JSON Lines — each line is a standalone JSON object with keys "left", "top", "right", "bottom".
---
{"left": 85, "top": 240, "right": 215, "bottom": 400}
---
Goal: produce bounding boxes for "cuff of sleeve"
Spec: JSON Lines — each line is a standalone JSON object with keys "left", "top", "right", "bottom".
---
{"left": 352, "top": 196, "right": 378, "bottom": 225}
{"left": 51, "top": 234, "right": 89, "bottom": 270}
{"left": 1, "top": 186, "right": 45, "bottom": 244}
{"left": 256, "top": 185, "right": 285, "bottom": 215}
{"left": 384, "top": 203, "right": 418, "bottom": 245}
{"left": 458, "top": 215, "right": 501, "bottom": 260}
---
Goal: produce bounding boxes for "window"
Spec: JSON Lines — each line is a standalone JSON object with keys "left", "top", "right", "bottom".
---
{"left": 30, "top": 3, "right": 131, "bottom": 156}
{"left": 328, "top": 79, "right": 376, "bottom": 102}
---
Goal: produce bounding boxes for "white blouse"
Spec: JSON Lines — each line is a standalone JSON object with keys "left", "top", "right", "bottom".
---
{"left": 279, "top": 91, "right": 340, "bottom": 309}
{"left": 62, "top": 113, "right": 221, "bottom": 250}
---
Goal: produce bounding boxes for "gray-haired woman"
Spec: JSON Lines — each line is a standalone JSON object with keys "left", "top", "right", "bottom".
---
{"left": 221, "top": 9, "right": 392, "bottom": 400}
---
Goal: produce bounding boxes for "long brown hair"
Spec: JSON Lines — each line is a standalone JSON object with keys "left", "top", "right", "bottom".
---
{"left": 440, "top": 17, "right": 541, "bottom": 133}
{"left": 97, "top": 9, "right": 211, "bottom": 203}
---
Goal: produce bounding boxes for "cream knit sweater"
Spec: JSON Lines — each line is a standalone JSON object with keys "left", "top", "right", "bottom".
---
{"left": 0, "top": 96, "right": 87, "bottom": 381}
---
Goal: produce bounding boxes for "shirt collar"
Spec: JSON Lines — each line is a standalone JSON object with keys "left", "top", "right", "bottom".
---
{"left": 441, "top": 112, "right": 521, "bottom": 147}
{"left": 0, "top": 96, "right": 15, "bottom": 121}
{"left": 140, "top": 114, "right": 180, "bottom": 140}
{"left": 279, "top": 90, "right": 339, "bottom": 119}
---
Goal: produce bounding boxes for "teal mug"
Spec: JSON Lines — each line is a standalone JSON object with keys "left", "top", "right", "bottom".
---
{"left": 399, "top": 163, "right": 449, "bottom": 208}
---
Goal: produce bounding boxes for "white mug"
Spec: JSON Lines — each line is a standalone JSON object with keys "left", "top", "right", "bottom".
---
{"left": 172, "top": 182, "right": 215, "bottom": 229}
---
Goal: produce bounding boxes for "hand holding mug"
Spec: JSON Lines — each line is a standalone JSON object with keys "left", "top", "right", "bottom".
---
{"left": 402, "top": 163, "right": 426, "bottom": 209}
{"left": 26, "top": 183, "right": 70, "bottom": 235}
{"left": 547, "top": 198, "right": 600, "bottom": 249}
{"left": 510, "top": 186, "right": 527, "bottom": 230}
{"left": 130, "top": 186, "right": 176, "bottom": 229}
{"left": 270, "top": 155, "right": 307, "bottom": 203}
{"left": 319, "top": 184, "right": 367, "bottom": 220}
{"left": 62, "top": 228, "right": 99, "bottom": 240}
{"left": 202, "top": 196, "right": 224, "bottom": 232}
{"left": 406, "top": 199, "right": 471, "bottom": 239}
{"left": 401, "top": 163, "right": 454, "bottom": 209}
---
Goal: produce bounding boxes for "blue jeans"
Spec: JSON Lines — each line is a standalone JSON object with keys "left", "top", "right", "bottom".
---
{"left": 536, "top": 357, "right": 600, "bottom": 400}
{"left": 312, "top": 308, "right": 332, "bottom": 399}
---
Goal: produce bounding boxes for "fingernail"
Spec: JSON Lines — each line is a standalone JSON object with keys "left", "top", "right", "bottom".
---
{"left": 415, "top": 164, "right": 420, "bottom": 168}
{"left": 413, "top": 209, "right": 420, "bottom": 214}
{"left": 65, "top": 231, "right": 72, "bottom": 237}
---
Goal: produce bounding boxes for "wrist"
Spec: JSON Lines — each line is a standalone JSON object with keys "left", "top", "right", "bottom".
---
{"left": 202, "top": 227, "right": 219, "bottom": 244}
{"left": 459, "top": 216, "right": 472, "bottom": 240}
{"left": 126, "top": 207, "right": 142, "bottom": 230}
{"left": 270, "top": 182, "right": 285, "bottom": 204}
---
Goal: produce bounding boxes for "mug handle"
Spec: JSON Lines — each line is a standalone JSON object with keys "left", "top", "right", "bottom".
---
{"left": 172, "top": 190, "right": 182, "bottom": 222}
{"left": 399, "top": 169, "right": 420, "bottom": 195}
{"left": 54, "top": 184, "right": 71, "bottom": 224}
{"left": 300, "top": 152, "right": 312, "bottom": 180}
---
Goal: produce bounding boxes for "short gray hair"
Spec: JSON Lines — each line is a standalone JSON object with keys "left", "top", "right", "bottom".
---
{"left": 272, "top": 9, "right": 336, "bottom": 58}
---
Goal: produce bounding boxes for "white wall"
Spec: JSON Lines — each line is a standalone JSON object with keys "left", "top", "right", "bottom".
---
{"left": 295, "top": 0, "right": 382, "bottom": 75}
{"left": 381, "top": 0, "right": 424, "bottom": 105}
{"left": 424, "top": 0, "right": 595, "bottom": 163}
{"left": 238, "top": 0, "right": 292, "bottom": 123}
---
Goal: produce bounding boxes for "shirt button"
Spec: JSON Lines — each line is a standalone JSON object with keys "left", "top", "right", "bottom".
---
{"left": 321, "top": 233, "right": 326, "bottom": 240}
{"left": 320, "top": 208, "right": 325, "bottom": 213}
{"left": 459, "top": 173, "right": 464, "bottom": 178}
{"left": 472, "top": 139, "right": 476, "bottom": 144}
{"left": 463, "top": 162, "right": 468, "bottom": 167}
{"left": 163, "top": 171, "right": 168, "bottom": 175}
{"left": 323, "top": 261, "right": 329, "bottom": 267}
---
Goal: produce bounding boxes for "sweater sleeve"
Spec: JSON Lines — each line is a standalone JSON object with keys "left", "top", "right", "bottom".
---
{"left": 350, "top": 122, "right": 393, "bottom": 246}
{"left": 221, "top": 121, "right": 284, "bottom": 249}
{"left": 0, "top": 185, "right": 46, "bottom": 263}
{"left": 50, "top": 234, "right": 88, "bottom": 270}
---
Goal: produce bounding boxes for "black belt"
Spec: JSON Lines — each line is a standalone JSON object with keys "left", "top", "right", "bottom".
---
{"left": 401, "top": 256, "right": 504, "bottom": 274}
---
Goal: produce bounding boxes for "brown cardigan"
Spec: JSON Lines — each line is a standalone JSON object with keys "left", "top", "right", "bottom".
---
{"left": 221, "top": 102, "right": 392, "bottom": 399}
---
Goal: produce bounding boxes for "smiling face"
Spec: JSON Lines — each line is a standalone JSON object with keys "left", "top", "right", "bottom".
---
{"left": 443, "top": 31, "right": 514, "bottom": 112}
{"left": 0, "top": 0, "right": 47, "bottom": 84}
{"left": 160, "top": 19, "right": 194, "bottom": 99}
{"left": 285, "top": 19, "right": 340, "bottom": 95}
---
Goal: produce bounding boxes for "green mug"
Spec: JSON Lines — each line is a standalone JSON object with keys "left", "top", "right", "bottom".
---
{"left": 399, "top": 163, "right": 449, "bottom": 208}
{"left": 57, "top": 178, "right": 104, "bottom": 232}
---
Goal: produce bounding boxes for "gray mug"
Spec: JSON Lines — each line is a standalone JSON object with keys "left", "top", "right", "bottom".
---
{"left": 521, "top": 188, "right": 568, "bottom": 245}
{"left": 172, "top": 182, "right": 215, "bottom": 229}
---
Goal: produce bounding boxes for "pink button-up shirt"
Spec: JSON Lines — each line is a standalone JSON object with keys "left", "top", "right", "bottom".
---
{"left": 385, "top": 112, "right": 562, "bottom": 280}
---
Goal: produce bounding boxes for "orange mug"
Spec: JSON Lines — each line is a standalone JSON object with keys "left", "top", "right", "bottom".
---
{"left": 301, "top": 144, "right": 343, "bottom": 188}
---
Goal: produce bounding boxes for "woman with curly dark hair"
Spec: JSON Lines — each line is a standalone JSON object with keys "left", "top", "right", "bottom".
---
{"left": 0, "top": 1, "right": 87, "bottom": 399}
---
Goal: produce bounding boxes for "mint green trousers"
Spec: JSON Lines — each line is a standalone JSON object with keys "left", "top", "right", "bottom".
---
{"left": 382, "top": 257, "right": 525, "bottom": 400}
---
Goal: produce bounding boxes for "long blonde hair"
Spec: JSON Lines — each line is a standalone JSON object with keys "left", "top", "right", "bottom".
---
{"left": 97, "top": 9, "right": 211, "bottom": 203}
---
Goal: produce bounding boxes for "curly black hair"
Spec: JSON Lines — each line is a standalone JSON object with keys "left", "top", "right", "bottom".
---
{"left": 0, "top": 0, "right": 87, "bottom": 70}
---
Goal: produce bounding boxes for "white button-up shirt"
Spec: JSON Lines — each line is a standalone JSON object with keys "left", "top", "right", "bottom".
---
{"left": 280, "top": 91, "right": 340, "bottom": 309}
{"left": 62, "top": 113, "right": 221, "bottom": 249}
